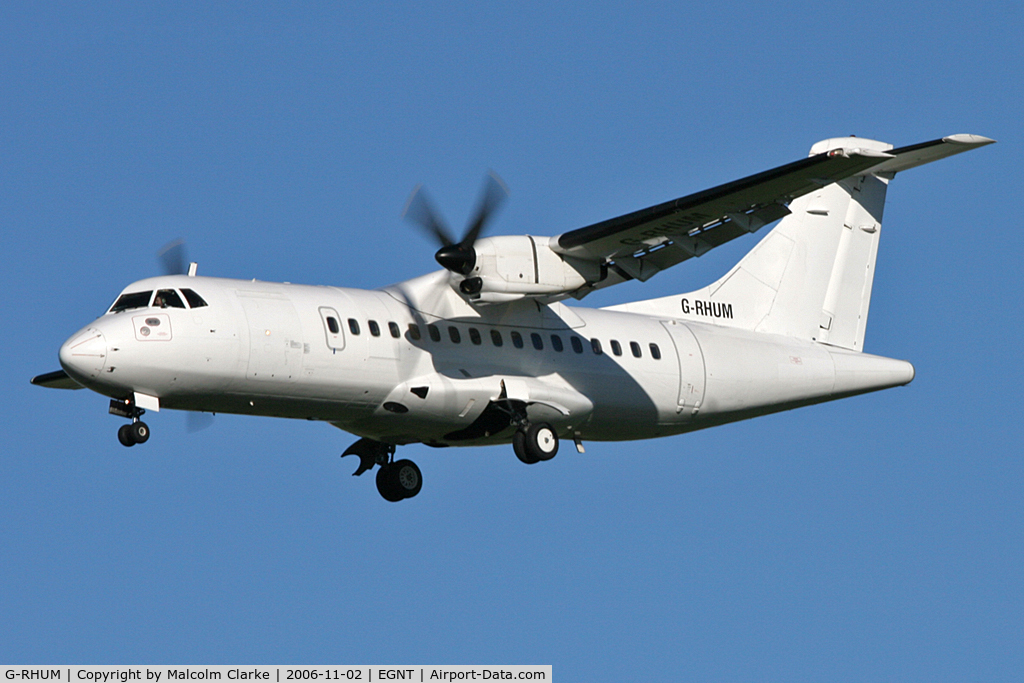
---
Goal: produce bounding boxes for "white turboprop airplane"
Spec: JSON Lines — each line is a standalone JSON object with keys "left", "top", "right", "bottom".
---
{"left": 34, "top": 134, "right": 993, "bottom": 501}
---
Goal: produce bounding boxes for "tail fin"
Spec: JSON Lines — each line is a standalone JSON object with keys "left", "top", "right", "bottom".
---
{"left": 705, "top": 136, "right": 891, "bottom": 350}
{"left": 612, "top": 135, "right": 993, "bottom": 351}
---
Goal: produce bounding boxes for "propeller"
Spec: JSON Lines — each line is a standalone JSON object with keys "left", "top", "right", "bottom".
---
{"left": 186, "top": 412, "right": 215, "bottom": 433}
{"left": 402, "top": 171, "right": 509, "bottom": 276}
{"left": 157, "top": 238, "right": 214, "bottom": 433}
{"left": 158, "top": 238, "right": 189, "bottom": 276}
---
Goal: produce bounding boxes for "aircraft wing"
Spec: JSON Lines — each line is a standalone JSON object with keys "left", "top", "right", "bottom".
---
{"left": 549, "top": 135, "right": 992, "bottom": 288}
{"left": 31, "top": 369, "right": 84, "bottom": 390}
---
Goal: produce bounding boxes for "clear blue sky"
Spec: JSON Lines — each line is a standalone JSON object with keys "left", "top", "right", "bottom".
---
{"left": 2, "top": 2, "right": 1021, "bottom": 679}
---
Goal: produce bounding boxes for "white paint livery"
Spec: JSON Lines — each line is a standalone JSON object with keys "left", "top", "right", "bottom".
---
{"left": 35, "top": 134, "right": 993, "bottom": 501}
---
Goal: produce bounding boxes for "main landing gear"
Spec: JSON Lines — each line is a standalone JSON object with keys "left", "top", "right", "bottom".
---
{"left": 376, "top": 459, "right": 423, "bottom": 502}
{"left": 512, "top": 422, "right": 559, "bottom": 465}
{"left": 110, "top": 398, "right": 150, "bottom": 448}
{"left": 342, "top": 438, "right": 422, "bottom": 502}
{"left": 492, "top": 381, "right": 559, "bottom": 466}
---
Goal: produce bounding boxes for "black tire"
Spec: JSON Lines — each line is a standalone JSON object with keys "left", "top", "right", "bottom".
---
{"left": 118, "top": 424, "right": 135, "bottom": 447}
{"left": 130, "top": 421, "right": 150, "bottom": 444}
{"left": 518, "top": 423, "right": 558, "bottom": 463}
{"left": 391, "top": 459, "right": 423, "bottom": 499}
{"left": 376, "top": 464, "right": 404, "bottom": 502}
{"left": 513, "top": 429, "right": 539, "bottom": 465}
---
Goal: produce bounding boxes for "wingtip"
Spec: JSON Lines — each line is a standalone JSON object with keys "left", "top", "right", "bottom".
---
{"left": 943, "top": 134, "right": 996, "bottom": 146}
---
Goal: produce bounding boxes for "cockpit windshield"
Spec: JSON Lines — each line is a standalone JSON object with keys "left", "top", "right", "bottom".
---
{"left": 109, "top": 291, "right": 153, "bottom": 313}
{"left": 108, "top": 287, "right": 210, "bottom": 313}
{"left": 180, "top": 288, "right": 208, "bottom": 308}
{"left": 153, "top": 289, "right": 185, "bottom": 309}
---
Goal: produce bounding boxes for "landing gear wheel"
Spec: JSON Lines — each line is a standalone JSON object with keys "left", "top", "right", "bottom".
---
{"left": 375, "top": 459, "right": 423, "bottom": 502}
{"left": 392, "top": 459, "right": 422, "bottom": 499}
{"left": 516, "top": 421, "right": 557, "bottom": 464}
{"left": 513, "top": 422, "right": 559, "bottom": 464}
{"left": 118, "top": 424, "right": 135, "bottom": 447}
{"left": 513, "top": 430, "right": 538, "bottom": 464}
{"left": 376, "top": 465, "right": 403, "bottom": 502}
{"left": 130, "top": 421, "right": 150, "bottom": 444}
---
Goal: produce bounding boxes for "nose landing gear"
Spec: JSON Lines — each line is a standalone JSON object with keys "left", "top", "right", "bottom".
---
{"left": 110, "top": 398, "right": 150, "bottom": 447}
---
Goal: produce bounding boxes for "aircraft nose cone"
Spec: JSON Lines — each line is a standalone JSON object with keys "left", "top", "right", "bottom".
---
{"left": 59, "top": 327, "right": 107, "bottom": 382}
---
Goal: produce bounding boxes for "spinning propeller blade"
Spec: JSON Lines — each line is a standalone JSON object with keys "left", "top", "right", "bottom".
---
{"left": 158, "top": 238, "right": 188, "bottom": 276}
{"left": 402, "top": 186, "right": 456, "bottom": 247}
{"left": 403, "top": 172, "right": 508, "bottom": 276}
{"left": 158, "top": 238, "right": 216, "bottom": 433}
{"left": 186, "top": 412, "right": 215, "bottom": 433}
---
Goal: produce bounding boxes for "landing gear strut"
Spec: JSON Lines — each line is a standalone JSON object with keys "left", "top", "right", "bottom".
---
{"left": 342, "top": 438, "right": 422, "bottom": 502}
{"left": 110, "top": 398, "right": 150, "bottom": 447}
{"left": 492, "top": 382, "right": 559, "bottom": 465}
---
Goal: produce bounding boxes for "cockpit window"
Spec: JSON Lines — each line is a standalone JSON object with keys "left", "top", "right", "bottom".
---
{"left": 109, "top": 291, "right": 153, "bottom": 313}
{"left": 180, "top": 288, "right": 208, "bottom": 308}
{"left": 153, "top": 289, "right": 186, "bottom": 309}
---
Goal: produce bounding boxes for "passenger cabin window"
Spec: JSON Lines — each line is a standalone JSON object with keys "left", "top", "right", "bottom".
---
{"left": 326, "top": 317, "right": 340, "bottom": 334}
{"left": 490, "top": 330, "right": 503, "bottom": 347}
{"left": 348, "top": 318, "right": 360, "bottom": 335}
{"left": 630, "top": 341, "right": 642, "bottom": 358}
{"left": 368, "top": 320, "right": 381, "bottom": 337}
{"left": 531, "top": 333, "right": 543, "bottom": 350}
{"left": 591, "top": 338, "right": 603, "bottom": 355}
{"left": 571, "top": 336, "right": 584, "bottom": 354}
{"left": 428, "top": 325, "right": 441, "bottom": 342}
{"left": 448, "top": 326, "right": 461, "bottom": 343}
{"left": 181, "top": 288, "right": 208, "bottom": 308}
{"left": 408, "top": 324, "right": 421, "bottom": 341}
{"left": 389, "top": 322, "right": 401, "bottom": 338}
{"left": 109, "top": 291, "right": 153, "bottom": 313}
{"left": 511, "top": 331, "right": 524, "bottom": 349}
{"left": 551, "top": 335, "right": 563, "bottom": 352}
{"left": 650, "top": 343, "right": 662, "bottom": 360}
{"left": 610, "top": 340, "right": 622, "bottom": 356}
{"left": 469, "top": 328, "right": 482, "bottom": 345}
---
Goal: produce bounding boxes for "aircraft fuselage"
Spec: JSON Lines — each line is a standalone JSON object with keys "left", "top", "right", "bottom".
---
{"left": 59, "top": 273, "right": 914, "bottom": 448}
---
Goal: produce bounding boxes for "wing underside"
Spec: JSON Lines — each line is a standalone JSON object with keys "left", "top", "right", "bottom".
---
{"left": 31, "top": 369, "right": 83, "bottom": 390}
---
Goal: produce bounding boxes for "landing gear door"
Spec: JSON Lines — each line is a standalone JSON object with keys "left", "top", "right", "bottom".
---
{"left": 661, "top": 320, "right": 706, "bottom": 416}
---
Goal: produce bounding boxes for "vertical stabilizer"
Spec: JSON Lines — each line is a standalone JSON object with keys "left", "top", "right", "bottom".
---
{"left": 713, "top": 137, "right": 892, "bottom": 350}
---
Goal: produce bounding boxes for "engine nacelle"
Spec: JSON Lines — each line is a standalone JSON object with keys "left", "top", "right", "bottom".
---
{"left": 460, "top": 235, "right": 601, "bottom": 304}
